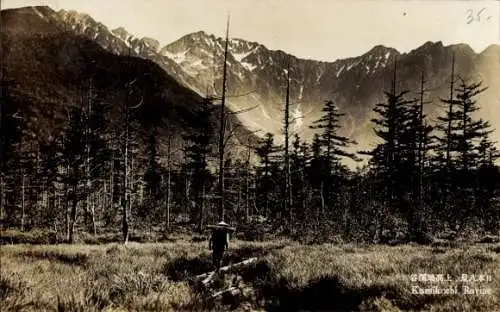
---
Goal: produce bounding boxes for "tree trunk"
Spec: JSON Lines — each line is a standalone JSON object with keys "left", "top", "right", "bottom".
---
{"left": 91, "top": 193, "right": 96, "bottom": 235}
{"left": 55, "top": 192, "right": 60, "bottom": 230}
{"left": 0, "top": 175, "right": 4, "bottom": 224}
{"left": 237, "top": 172, "right": 242, "bottom": 218}
{"left": 123, "top": 113, "right": 130, "bottom": 245}
{"left": 68, "top": 184, "right": 77, "bottom": 244}
{"left": 245, "top": 168, "right": 250, "bottom": 222}
{"left": 65, "top": 165, "right": 70, "bottom": 241}
{"left": 217, "top": 18, "right": 230, "bottom": 222}
{"left": 245, "top": 142, "right": 252, "bottom": 222}
{"left": 166, "top": 172, "right": 171, "bottom": 231}
{"left": 320, "top": 180, "right": 325, "bottom": 218}
{"left": 283, "top": 61, "right": 293, "bottom": 225}
{"left": 343, "top": 190, "right": 350, "bottom": 238}
{"left": 56, "top": 193, "right": 60, "bottom": 223}
{"left": 301, "top": 170, "right": 306, "bottom": 218}
{"left": 109, "top": 158, "right": 115, "bottom": 225}
{"left": 131, "top": 159, "right": 135, "bottom": 210}
{"left": 264, "top": 191, "right": 269, "bottom": 217}
{"left": 198, "top": 183, "right": 205, "bottom": 232}
{"left": 21, "top": 172, "right": 25, "bottom": 231}
{"left": 103, "top": 180, "right": 108, "bottom": 224}
{"left": 123, "top": 191, "right": 129, "bottom": 244}
{"left": 185, "top": 169, "right": 191, "bottom": 216}
{"left": 165, "top": 138, "right": 172, "bottom": 231}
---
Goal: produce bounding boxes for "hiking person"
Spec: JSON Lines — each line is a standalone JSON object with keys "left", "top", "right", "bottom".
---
{"left": 209, "top": 221, "right": 230, "bottom": 271}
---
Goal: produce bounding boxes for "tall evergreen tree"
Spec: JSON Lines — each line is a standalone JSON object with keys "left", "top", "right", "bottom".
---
{"left": 475, "top": 137, "right": 500, "bottom": 232}
{"left": 434, "top": 54, "right": 460, "bottom": 223}
{"left": 307, "top": 133, "right": 327, "bottom": 217}
{"left": 446, "top": 79, "right": 491, "bottom": 229}
{"left": 255, "top": 132, "right": 280, "bottom": 217}
{"left": 403, "top": 72, "right": 434, "bottom": 238}
{"left": 290, "top": 134, "right": 309, "bottom": 219}
{"left": 309, "top": 100, "right": 358, "bottom": 214}
{"left": 183, "top": 97, "right": 216, "bottom": 231}
{"left": 310, "top": 100, "right": 358, "bottom": 169}
{"left": 362, "top": 61, "right": 420, "bottom": 240}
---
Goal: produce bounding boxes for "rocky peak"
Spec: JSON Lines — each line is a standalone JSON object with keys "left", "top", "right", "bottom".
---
{"left": 57, "top": 9, "right": 95, "bottom": 26}
{"left": 111, "top": 27, "right": 131, "bottom": 42}
{"left": 363, "top": 45, "right": 400, "bottom": 59}
{"left": 141, "top": 37, "right": 160, "bottom": 52}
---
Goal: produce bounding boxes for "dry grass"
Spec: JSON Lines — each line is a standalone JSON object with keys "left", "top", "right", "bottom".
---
{"left": 1, "top": 238, "right": 499, "bottom": 311}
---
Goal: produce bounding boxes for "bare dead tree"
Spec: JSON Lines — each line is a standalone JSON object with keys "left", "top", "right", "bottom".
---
{"left": 84, "top": 78, "right": 97, "bottom": 236}
{"left": 283, "top": 59, "right": 293, "bottom": 225}
{"left": 21, "top": 169, "right": 26, "bottom": 231}
{"left": 416, "top": 71, "right": 432, "bottom": 232}
{"left": 217, "top": 16, "right": 230, "bottom": 222}
{"left": 165, "top": 133, "right": 173, "bottom": 232}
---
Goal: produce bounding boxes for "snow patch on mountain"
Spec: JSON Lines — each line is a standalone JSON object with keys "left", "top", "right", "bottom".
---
{"left": 293, "top": 105, "right": 303, "bottom": 131}
{"left": 162, "top": 50, "right": 189, "bottom": 64}
{"left": 260, "top": 106, "right": 271, "bottom": 119}
{"left": 242, "top": 61, "right": 257, "bottom": 71}
{"left": 316, "top": 67, "right": 324, "bottom": 83}
{"left": 336, "top": 65, "right": 345, "bottom": 77}
{"left": 346, "top": 61, "right": 360, "bottom": 71}
{"left": 32, "top": 7, "right": 49, "bottom": 21}
{"left": 233, "top": 50, "right": 254, "bottom": 62}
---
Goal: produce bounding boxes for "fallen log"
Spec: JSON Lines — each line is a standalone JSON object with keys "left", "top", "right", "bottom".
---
{"left": 202, "top": 272, "right": 215, "bottom": 285}
{"left": 211, "top": 286, "right": 239, "bottom": 298}
{"left": 195, "top": 257, "right": 258, "bottom": 282}
{"left": 211, "top": 285, "right": 254, "bottom": 299}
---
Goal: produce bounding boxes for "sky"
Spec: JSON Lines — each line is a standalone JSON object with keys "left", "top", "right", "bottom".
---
{"left": 2, "top": 0, "right": 500, "bottom": 61}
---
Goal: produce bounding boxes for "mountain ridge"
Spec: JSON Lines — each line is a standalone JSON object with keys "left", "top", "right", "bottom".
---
{"left": 3, "top": 6, "right": 499, "bottom": 168}
{"left": 1, "top": 6, "right": 258, "bottom": 167}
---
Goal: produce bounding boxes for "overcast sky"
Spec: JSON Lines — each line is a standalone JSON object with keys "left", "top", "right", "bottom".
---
{"left": 2, "top": 0, "right": 499, "bottom": 61}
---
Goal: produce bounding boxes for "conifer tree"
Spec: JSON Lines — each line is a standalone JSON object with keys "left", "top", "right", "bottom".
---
{"left": 309, "top": 100, "right": 358, "bottom": 214}
{"left": 434, "top": 54, "right": 460, "bottom": 222}
{"left": 255, "top": 132, "right": 279, "bottom": 217}
{"left": 183, "top": 97, "right": 216, "bottom": 231}
{"left": 362, "top": 61, "right": 420, "bottom": 240}
{"left": 448, "top": 79, "right": 491, "bottom": 229}
{"left": 290, "top": 134, "right": 309, "bottom": 219}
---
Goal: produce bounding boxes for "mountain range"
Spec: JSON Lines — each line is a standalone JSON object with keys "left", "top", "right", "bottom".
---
{"left": 1, "top": 6, "right": 256, "bottom": 166}
{"left": 2, "top": 6, "right": 500, "bottom": 167}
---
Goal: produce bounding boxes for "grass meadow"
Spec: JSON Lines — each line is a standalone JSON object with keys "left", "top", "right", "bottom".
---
{"left": 1, "top": 232, "right": 500, "bottom": 311}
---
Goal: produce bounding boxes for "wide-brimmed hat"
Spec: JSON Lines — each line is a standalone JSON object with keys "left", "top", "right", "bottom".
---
{"left": 207, "top": 221, "right": 235, "bottom": 231}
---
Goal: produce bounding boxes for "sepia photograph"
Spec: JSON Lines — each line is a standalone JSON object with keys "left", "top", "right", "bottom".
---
{"left": 1, "top": 0, "right": 499, "bottom": 311}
